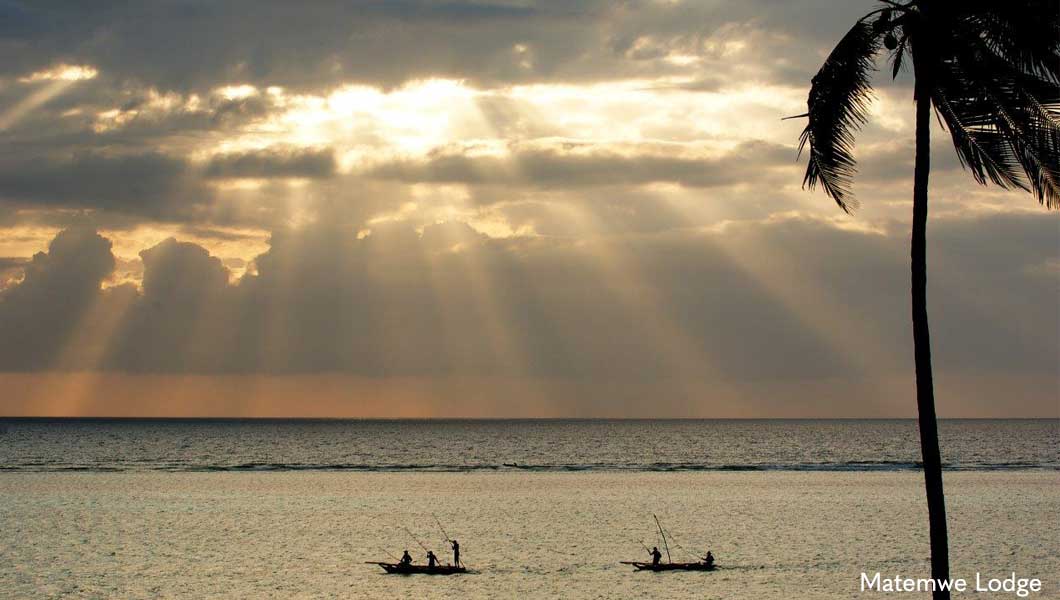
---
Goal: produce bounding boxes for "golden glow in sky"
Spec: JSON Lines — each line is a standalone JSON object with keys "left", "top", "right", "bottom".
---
{"left": 0, "top": 1, "right": 1054, "bottom": 417}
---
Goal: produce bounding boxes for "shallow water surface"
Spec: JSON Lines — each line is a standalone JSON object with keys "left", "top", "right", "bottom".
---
{"left": 2, "top": 471, "right": 1057, "bottom": 598}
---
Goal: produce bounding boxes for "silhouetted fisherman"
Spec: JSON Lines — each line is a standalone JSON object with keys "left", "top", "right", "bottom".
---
{"left": 427, "top": 550, "right": 439, "bottom": 568}
{"left": 703, "top": 550, "right": 715, "bottom": 567}
{"left": 400, "top": 550, "right": 413, "bottom": 566}
{"left": 450, "top": 539, "right": 461, "bottom": 566}
{"left": 650, "top": 546, "right": 662, "bottom": 566}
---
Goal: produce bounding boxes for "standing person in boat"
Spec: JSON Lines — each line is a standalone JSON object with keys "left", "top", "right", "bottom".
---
{"left": 426, "top": 550, "right": 439, "bottom": 568}
{"left": 399, "top": 550, "right": 413, "bottom": 566}
{"left": 703, "top": 550, "right": 715, "bottom": 567}
{"left": 649, "top": 546, "right": 662, "bottom": 566}
{"left": 450, "top": 539, "right": 461, "bottom": 566}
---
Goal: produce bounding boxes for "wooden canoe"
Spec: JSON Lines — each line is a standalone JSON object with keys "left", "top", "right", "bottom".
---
{"left": 620, "top": 561, "right": 716, "bottom": 572}
{"left": 366, "top": 561, "right": 467, "bottom": 575}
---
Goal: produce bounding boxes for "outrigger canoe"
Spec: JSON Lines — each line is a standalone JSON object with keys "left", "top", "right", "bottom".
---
{"left": 366, "top": 562, "right": 467, "bottom": 575}
{"left": 620, "top": 561, "right": 716, "bottom": 572}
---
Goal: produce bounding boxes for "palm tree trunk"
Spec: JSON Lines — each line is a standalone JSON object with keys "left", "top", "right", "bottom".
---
{"left": 912, "top": 59, "right": 950, "bottom": 599}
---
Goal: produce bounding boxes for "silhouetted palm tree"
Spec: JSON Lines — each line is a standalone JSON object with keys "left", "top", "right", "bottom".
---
{"left": 795, "top": 1, "right": 1058, "bottom": 597}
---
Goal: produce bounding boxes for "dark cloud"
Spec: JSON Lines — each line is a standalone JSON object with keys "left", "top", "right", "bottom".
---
{"left": 0, "top": 256, "right": 28, "bottom": 270}
{"left": 0, "top": 212, "right": 1054, "bottom": 391}
{"left": 0, "top": 1, "right": 878, "bottom": 92}
{"left": 0, "top": 227, "right": 114, "bottom": 368}
{"left": 106, "top": 238, "right": 236, "bottom": 371}
{"left": 0, "top": 0, "right": 901, "bottom": 234}
{"left": 858, "top": 137, "right": 966, "bottom": 185}
{"left": 367, "top": 141, "right": 796, "bottom": 188}
{"left": 177, "top": 226, "right": 263, "bottom": 243}
{"left": 205, "top": 146, "right": 336, "bottom": 180}
{"left": 0, "top": 1, "right": 583, "bottom": 90}
{"left": 927, "top": 213, "right": 1060, "bottom": 372}
{"left": 0, "top": 256, "right": 28, "bottom": 291}
{"left": 0, "top": 82, "right": 279, "bottom": 160}
{"left": 0, "top": 151, "right": 211, "bottom": 220}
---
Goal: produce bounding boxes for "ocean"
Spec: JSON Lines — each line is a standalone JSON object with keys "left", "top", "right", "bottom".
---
{"left": 1, "top": 419, "right": 1057, "bottom": 598}
{"left": 1, "top": 419, "right": 1056, "bottom": 473}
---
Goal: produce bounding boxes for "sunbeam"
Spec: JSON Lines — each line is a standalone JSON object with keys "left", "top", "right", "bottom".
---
{"left": 540, "top": 200, "right": 739, "bottom": 415}
{"left": 0, "top": 80, "right": 75, "bottom": 130}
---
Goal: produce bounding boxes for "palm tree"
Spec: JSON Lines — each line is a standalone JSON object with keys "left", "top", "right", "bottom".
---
{"left": 795, "top": 1, "right": 1059, "bottom": 597}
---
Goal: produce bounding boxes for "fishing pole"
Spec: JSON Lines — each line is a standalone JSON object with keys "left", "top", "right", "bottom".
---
{"left": 376, "top": 546, "right": 399, "bottom": 561}
{"left": 433, "top": 513, "right": 452, "bottom": 545}
{"left": 653, "top": 514, "right": 672, "bottom": 564}
{"left": 664, "top": 528, "right": 703, "bottom": 561}
{"left": 670, "top": 525, "right": 708, "bottom": 558}
{"left": 432, "top": 514, "right": 462, "bottom": 565}
{"left": 402, "top": 526, "right": 432, "bottom": 554}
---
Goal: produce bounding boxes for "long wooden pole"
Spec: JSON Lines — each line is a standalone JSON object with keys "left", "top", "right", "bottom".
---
{"left": 402, "top": 527, "right": 431, "bottom": 554}
{"left": 433, "top": 514, "right": 452, "bottom": 544}
{"left": 653, "top": 514, "right": 671, "bottom": 563}
{"left": 376, "top": 546, "right": 399, "bottom": 561}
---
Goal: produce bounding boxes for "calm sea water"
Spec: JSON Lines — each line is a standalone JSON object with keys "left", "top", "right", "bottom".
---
{"left": 1, "top": 471, "right": 1057, "bottom": 599}
{"left": 0, "top": 419, "right": 1056, "bottom": 472}
{"left": 1, "top": 420, "right": 1057, "bottom": 599}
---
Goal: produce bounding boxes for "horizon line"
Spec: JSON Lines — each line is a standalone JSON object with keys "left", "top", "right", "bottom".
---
{"left": 1, "top": 416, "right": 1055, "bottom": 421}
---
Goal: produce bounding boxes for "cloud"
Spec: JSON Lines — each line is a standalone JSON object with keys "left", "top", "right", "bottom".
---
{"left": 0, "top": 227, "right": 115, "bottom": 368}
{"left": 0, "top": 1, "right": 877, "bottom": 92}
{"left": 205, "top": 146, "right": 336, "bottom": 180}
{"left": 0, "top": 0, "right": 1054, "bottom": 417}
{"left": 0, "top": 256, "right": 27, "bottom": 269}
{"left": 0, "top": 211, "right": 1053, "bottom": 390}
{"left": 367, "top": 140, "right": 796, "bottom": 188}
{"left": 0, "top": 0, "right": 931, "bottom": 236}
{"left": 0, "top": 256, "right": 27, "bottom": 290}
{"left": 105, "top": 238, "right": 236, "bottom": 372}
{"left": 0, "top": 151, "right": 211, "bottom": 220}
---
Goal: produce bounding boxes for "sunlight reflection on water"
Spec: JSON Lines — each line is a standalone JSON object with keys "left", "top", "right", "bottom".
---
{"left": 2, "top": 471, "right": 1057, "bottom": 599}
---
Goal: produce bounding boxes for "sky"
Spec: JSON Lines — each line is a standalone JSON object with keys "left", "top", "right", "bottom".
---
{"left": 0, "top": 0, "right": 1056, "bottom": 417}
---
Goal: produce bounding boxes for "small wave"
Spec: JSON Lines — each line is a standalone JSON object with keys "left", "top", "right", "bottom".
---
{"left": 1, "top": 461, "right": 1055, "bottom": 474}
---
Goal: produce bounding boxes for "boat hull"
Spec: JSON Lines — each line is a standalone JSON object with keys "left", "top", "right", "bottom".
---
{"left": 621, "top": 561, "right": 716, "bottom": 572}
{"left": 366, "top": 562, "right": 467, "bottom": 575}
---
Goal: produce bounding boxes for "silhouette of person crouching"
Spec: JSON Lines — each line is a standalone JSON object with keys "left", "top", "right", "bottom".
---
{"left": 427, "top": 550, "right": 439, "bottom": 568}
{"left": 399, "top": 550, "right": 413, "bottom": 566}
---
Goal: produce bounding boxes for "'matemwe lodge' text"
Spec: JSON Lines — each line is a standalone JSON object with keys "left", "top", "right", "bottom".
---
{"left": 861, "top": 572, "right": 1043, "bottom": 597}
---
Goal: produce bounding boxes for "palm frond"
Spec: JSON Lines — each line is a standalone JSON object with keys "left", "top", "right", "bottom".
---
{"left": 954, "top": 0, "right": 1060, "bottom": 84}
{"left": 798, "top": 19, "right": 882, "bottom": 212}
{"left": 933, "top": 18, "right": 1060, "bottom": 208}
{"left": 891, "top": 31, "right": 909, "bottom": 79}
{"left": 932, "top": 88, "right": 1027, "bottom": 192}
